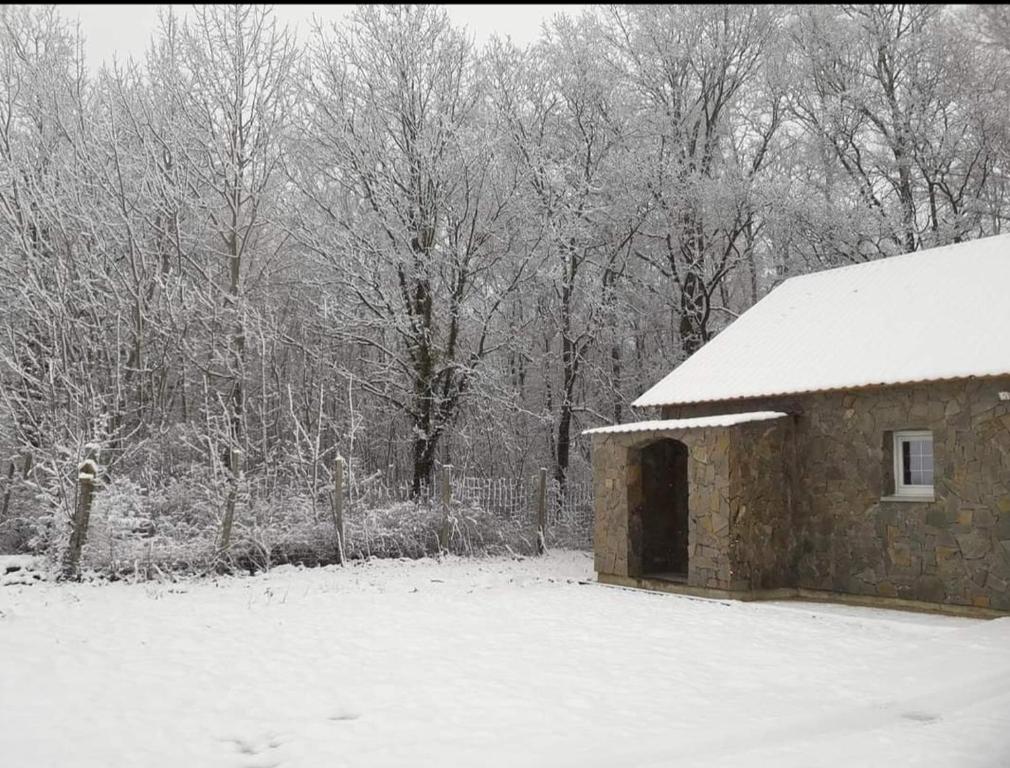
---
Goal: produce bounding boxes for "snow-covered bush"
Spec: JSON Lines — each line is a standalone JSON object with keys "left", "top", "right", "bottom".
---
{"left": 79, "top": 476, "right": 212, "bottom": 576}
{"left": 62, "top": 477, "right": 547, "bottom": 578}
{"left": 346, "top": 500, "right": 533, "bottom": 561}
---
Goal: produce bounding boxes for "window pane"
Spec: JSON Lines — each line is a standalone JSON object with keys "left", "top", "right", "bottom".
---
{"left": 919, "top": 440, "right": 934, "bottom": 482}
{"left": 898, "top": 434, "right": 934, "bottom": 488}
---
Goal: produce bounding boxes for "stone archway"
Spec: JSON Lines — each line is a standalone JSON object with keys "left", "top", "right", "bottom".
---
{"left": 629, "top": 438, "right": 690, "bottom": 578}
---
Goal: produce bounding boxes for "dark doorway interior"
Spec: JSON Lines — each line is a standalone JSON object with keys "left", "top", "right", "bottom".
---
{"left": 640, "top": 438, "right": 689, "bottom": 578}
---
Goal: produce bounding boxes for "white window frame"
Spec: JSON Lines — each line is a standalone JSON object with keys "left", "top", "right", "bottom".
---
{"left": 892, "top": 430, "right": 934, "bottom": 499}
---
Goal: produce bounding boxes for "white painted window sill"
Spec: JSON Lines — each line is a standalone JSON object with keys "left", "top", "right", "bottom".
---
{"left": 880, "top": 495, "right": 935, "bottom": 503}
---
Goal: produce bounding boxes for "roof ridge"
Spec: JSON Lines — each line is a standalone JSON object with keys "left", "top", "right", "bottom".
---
{"left": 781, "top": 232, "right": 1010, "bottom": 286}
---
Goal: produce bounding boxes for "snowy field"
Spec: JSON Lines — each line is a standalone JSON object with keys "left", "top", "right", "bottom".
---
{"left": 1, "top": 551, "right": 1009, "bottom": 768}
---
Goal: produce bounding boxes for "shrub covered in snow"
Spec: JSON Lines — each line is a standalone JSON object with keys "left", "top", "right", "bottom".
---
{"left": 64, "top": 483, "right": 556, "bottom": 577}
{"left": 0, "top": 428, "right": 590, "bottom": 579}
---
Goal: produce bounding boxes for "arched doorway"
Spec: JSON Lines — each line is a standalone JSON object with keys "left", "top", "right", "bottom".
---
{"left": 631, "top": 438, "right": 689, "bottom": 578}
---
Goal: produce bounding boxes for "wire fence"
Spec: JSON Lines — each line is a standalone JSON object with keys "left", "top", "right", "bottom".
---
{"left": 2, "top": 463, "right": 595, "bottom": 576}
{"left": 350, "top": 468, "right": 594, "bottom": 545}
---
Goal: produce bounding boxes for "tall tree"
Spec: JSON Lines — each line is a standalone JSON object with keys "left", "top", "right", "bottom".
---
{"left": 605, "top": 5, "right": 785, "bottom": 356}
{"left": 788, "top": 4, "right": 1001, "bottom": 263}
{"left": 295, "top": 5, "right": 528, "bottom": 494}
{"left": 154, "top": 3, "right": 297, "bottom": 462}
{"left": 0, "top": 5, "right": 100, "bottom": 525}
{"left": 490, "top": 14, "right": 644, "bottom": 493}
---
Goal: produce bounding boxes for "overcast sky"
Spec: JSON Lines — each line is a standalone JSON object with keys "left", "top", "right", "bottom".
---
{"left": 54, "top": 4, "right": 585, "bottom": 70}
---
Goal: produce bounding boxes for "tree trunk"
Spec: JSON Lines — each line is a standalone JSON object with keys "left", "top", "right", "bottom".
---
{"left": 227, "top": 228, "right": 245, "bottom": 446}
{"left": 611, "top": 338, "right": 623, "bottom": 424}
{"left": 0, "top": 458, "right": 16, "bottom": 524}
{"left": 410, "top": 429, "right": 438, "bottom": 498}
{"left": 679, "top": 269, "right": 708, "bottom": 356}
{"left": 553, "top": 249, "right": 578, "bottom": 500}
{"left": 554, "top": 398, "right": 573, "bottom": 496}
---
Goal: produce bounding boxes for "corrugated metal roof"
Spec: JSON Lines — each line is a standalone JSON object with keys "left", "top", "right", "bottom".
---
{"left": 582, "top": 411, "right": 789, "bottom": 436}
{"left": 633, "top": 234, "right": 1010, "bottom": 408}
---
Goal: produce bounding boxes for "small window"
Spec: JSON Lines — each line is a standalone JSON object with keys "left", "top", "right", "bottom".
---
{"left": 893, "top": 430, "right": 933, "bottom": 498}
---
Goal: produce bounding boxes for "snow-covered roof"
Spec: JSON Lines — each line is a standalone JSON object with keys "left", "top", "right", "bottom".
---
{"left": 634, "top": 234, "right": 1010, "bottom": 408}
{"left": 582, "top": 411, "right": 789, "bottom": 436}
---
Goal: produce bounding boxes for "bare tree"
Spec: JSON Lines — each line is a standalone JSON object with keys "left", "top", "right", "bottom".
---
{"left": 788, "top": 5, "right": 1001, "bottom": 263}
{"left": 157, "top": 4, "right": 297, "bottom": 463}
{"left": 489, "top": 13, "right": 645, "bottom": 494}
{"left": 294, "top": 5, "right": 528, "bottom": 494}
{"left": 605, "top": 5, "right": 785, "bottom": 356}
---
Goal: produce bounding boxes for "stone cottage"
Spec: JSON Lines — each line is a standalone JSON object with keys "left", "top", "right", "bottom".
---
{"left": 586, "top": 235, "right": 1010, "bottom": 615}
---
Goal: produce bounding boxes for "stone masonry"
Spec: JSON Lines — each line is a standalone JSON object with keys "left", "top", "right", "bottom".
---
{"left": 592, "top": 375, "right": 1010, "bottom": 612}
{"left": 592, "top": 416, "right": 794, "bottom": 591}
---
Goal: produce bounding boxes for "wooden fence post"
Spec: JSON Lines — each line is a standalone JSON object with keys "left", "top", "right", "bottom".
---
{"left": 332, "top": 454, "right": 346, "bottom": 565}
{"left": 0, "top": 455, "right": 16, "bottom": 524}
{"left": 535, "top": 467, "right": 548, "bottom": 555}
{"left": 62, "top": 451, "right": 98, "bottom": 580}
{"left": 218, "top": 447, "right": 243, "bottom": 557}
{"left": 438, "top": 464, "right": 452, "bottom": 554}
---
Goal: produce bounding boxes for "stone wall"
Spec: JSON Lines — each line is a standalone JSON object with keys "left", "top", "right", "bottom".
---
{"left": 683, "top": 428, "right": 733, "bottom": 588}
{"left": 591, "top": 418, "right": 793, "bottom": 591}
{"left": 592, "top": 433, "right": 633, "bottom": 578}
{"left": 727, "top": 420, "right": 798, "bottom": 591}
{"left": 652, "top": 376, "right": 1010, "bottom": 611}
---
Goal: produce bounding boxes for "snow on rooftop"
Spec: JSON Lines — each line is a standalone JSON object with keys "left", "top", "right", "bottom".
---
{"left": 582, "top": 411, "right": 788, "bottom": 436}
{"left": 634, "top": 234, "right": 1010, "bottom": 408}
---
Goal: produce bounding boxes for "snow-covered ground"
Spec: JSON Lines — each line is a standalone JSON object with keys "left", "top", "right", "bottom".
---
{"left": 1, "top": 551, "right": 1008, "bottom": 768}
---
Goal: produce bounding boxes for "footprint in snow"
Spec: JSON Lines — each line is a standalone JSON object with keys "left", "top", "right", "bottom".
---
{"left": 232, "top": 739, "right": 256, "bottom": 755}
{"left": 901, "top": 710, "right": 940, "bottom": 723}
{"left": 225, "top": 735, "right": 283, "bottom": 764}
{"left": 328, "top": 711, "right": 361, "bottom": 722}
{"left": 229, "top": 736, "right": 280, "bottom": 754}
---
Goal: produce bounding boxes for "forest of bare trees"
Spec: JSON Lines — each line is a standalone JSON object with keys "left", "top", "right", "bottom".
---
{"left": 2, "top": 4, "right": 1010, "bottom": 564}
